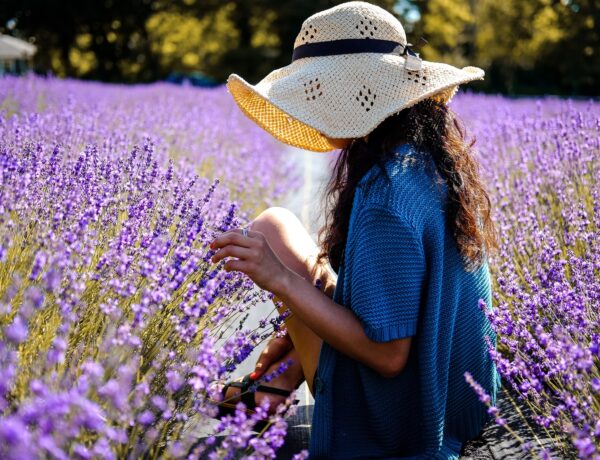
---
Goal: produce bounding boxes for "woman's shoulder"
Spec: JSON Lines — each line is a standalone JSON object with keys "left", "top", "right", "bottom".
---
{"left": 359, "top": 143, "right": 442, "bottom": 190}
{"left": 357, "top": 142, "right": 447, "bottom": 227}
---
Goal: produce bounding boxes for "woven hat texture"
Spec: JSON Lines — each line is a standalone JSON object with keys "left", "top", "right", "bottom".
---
{"left": 226, "top": 1, "right": 485, "bottom": 152}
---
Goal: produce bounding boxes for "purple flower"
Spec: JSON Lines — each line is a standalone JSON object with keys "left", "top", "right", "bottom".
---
{"left": 137, "top": 410, "right": 155, "bottom": 426}
{"left": 5, "top": 316, "right": 28, "bottom": 344}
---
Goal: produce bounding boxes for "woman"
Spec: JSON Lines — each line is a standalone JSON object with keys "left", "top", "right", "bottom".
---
{"left": 210, "top": 1, "right": 501, "bottom": 458}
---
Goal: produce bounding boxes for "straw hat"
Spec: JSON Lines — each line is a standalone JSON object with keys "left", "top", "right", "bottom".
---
{"left": 226, "top": 1, "right": 485, "bottom": 152}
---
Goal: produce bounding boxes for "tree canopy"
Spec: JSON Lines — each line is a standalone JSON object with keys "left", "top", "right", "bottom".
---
{"left": 1, "top": 0, "right": 597, "bottom": 95}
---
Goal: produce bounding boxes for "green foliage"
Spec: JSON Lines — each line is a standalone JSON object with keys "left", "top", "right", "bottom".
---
{"left": 0, "top": 0, "right": 394, "bottom": 84}
{"left": 1, "top": 0, "right": 597, "bottom": 94}
{"left": 412, "top": 0, "right": 599, "bottom": 95}
{"left": 418, "top": 0, "right": 475, "bottom": 67}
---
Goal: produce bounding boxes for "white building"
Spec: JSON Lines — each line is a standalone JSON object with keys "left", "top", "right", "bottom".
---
{"left": 0, "top": 34, "right": 36, "bottom": 75}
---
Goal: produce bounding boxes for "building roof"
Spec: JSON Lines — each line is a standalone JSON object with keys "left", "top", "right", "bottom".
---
{"left": 0, "top": 34, "right": 37, "bottom": 60}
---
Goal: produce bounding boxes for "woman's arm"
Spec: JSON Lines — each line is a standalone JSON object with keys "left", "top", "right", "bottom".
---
{"left": 210, "top": 230, "right": 412, "bottom": 379}
{"left": 275, "top": 268, "right": 412, "bottom": 379}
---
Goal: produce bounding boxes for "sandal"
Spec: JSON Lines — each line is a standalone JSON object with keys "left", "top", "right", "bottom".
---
{"left": 214, "top": 373, "right": 300, "bottom": 431}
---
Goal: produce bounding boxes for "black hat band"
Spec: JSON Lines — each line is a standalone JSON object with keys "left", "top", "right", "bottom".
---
{"left": 292, "top": 38, "right": 418, "bottom": 62}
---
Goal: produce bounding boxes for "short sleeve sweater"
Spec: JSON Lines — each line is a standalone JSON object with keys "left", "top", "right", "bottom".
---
{"left": 308, "top": 143, "right": 501, "bottom": 459}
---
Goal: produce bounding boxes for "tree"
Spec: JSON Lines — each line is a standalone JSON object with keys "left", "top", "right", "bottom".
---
{"left": 414, "top": 0, "right": 599, "bottom": 95}
{"left": 414, "top": 0, "right": 476, "bottom": 68}
{"left": 0, "top": 0, "right": 162, "bottom": 82}
{"left": 0, "top": 0, "right": 396, "bottom": 83}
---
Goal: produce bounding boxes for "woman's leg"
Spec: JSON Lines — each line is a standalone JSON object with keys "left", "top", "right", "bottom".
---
{"left": 223, "top": 206, "right": 336, "bottom": 408}
{"left": 250, "top": 206, "right": 336, "bottom": 396}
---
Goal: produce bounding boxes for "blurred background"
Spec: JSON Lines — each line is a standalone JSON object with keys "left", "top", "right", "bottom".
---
{"left": 0, "top": 0, "right": 597, "bottom": 96}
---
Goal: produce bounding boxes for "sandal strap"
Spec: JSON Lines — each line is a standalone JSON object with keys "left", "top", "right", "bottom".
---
{"left": 254, "top": 384, "right": 292, "bottom": 397}
{"left": 221, "top": 374, "right": 293, "bottom": 411}
{"left": 227, "top": 381, "right": 246, "bottom": 390}
{"left": 236, "top": 374, "right": 293, "bottom": 398}
{"left": 240, "top": 374, "right": 257, "bottom": 409}
{"left": 221, "top": 377, "right": 252, "bottom": 403}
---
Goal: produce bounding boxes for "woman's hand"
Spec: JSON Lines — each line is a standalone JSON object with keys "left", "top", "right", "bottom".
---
{"left": 210, "top": 228, "right": 292, "bottom": 296}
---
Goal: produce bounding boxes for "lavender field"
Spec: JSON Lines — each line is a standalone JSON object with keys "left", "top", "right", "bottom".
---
{"left": 454, "top": 95, "right": 600, "bottom": 459}
{"left": 0, "top": 75, "right": 599, "bottom": 459}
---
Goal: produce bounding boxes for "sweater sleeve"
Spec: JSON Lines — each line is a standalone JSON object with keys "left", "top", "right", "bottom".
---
{"left": 349, "top": 206, "right": 425, "bottom": 342}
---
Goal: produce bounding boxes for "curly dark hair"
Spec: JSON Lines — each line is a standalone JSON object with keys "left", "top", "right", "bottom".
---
{"left": 316, "top": 97, "right": 498, "bottom": 274}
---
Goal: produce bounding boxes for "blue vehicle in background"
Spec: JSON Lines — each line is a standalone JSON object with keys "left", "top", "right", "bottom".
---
{"left": 165, "top": 71, "right": 219, "bottom": 88}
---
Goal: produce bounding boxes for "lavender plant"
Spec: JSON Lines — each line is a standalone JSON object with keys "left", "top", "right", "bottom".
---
{"left": 453, "top": 95, "right": 600, "bottom": 459}
{"left": 0, "top": 75, "right": 303, "bottom": 459}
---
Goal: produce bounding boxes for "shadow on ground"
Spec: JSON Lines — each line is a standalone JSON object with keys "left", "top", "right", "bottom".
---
{"left": 193, "top": 383, "right": 571, "bottom": 459}
{"left": 275, "top": 384, "right": 570, "bottom": 459}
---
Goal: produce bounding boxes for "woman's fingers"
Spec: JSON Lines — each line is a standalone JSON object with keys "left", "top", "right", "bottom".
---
{"left": 209, "top": 228, "right": 291, "bottom": 294}
{"left": 251, "top": 336, "right": 294, "bottom": 380}
{"left": 211, "top": 245, "right": 255, "bottom": 264}
{"left": 223, "top": 259, "right": 249, "bottom": 273}
{"left": 210, "top": 228, "right": 258, "bottom": 250}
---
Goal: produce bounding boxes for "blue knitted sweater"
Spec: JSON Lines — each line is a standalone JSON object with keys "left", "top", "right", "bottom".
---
{"left": 308, "top": 142, "right": 501, "bottom": 459}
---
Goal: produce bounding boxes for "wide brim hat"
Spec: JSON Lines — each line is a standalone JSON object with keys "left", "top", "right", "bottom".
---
{"left": 226, "top": 1, "right": 485, "bottom": 152}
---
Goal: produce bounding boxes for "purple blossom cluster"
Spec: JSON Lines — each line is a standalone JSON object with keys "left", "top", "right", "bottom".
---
{"left": 0, "top": 75, "right": 302, "bottom": 459}
{"left": 0, "top": 74, "right": 301, "bottom": 210}
{"left": 453, "top": 94, "right": 600, "bottom": 458}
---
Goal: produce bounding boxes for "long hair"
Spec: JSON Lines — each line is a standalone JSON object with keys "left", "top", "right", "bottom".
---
{"left": 316, "top": 97, "right": 498, "bottom": 274}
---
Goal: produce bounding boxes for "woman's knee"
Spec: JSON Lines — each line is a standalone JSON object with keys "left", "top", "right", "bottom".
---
{"left": 250, "top": 207, "right": 318, "bottom": 277}
{"left": 250, "top": 207, "right": 309, "bottom": 255}
{"left": 250, "top": 207, "right": 301, "bottom": 238}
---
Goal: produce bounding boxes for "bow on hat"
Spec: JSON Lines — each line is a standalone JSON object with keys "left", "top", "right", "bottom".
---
{"left": 394, "top": 42, "right": 422, "bottom": 71}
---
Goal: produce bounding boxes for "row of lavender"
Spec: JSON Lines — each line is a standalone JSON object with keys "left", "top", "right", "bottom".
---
{"left": 1, "top": 73, "right": 599, "bottom": 459}
{"left": 0, "top": 75, "right": 304, "bottom": 459}
{"left": 453, "top": 95, "right": 600, "bottom": 458}
{"left": 0, "top": 74, "right": 300, "bottom": 211}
